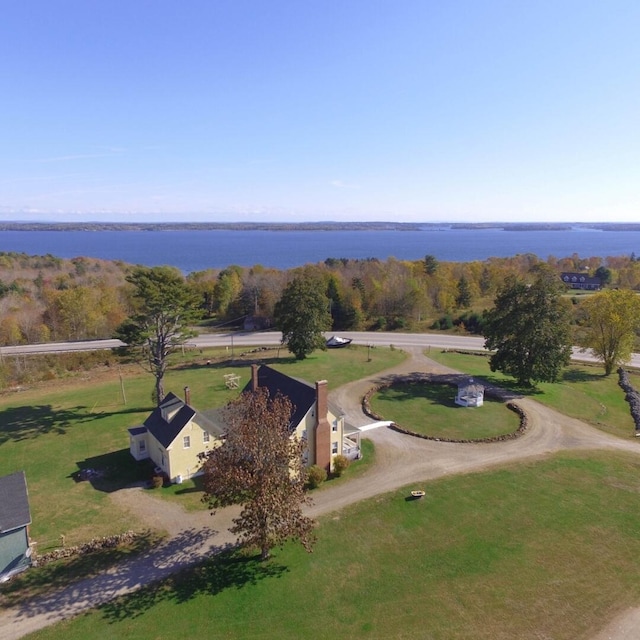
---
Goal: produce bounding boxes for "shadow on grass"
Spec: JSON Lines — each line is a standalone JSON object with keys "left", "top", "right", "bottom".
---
{"left": 8, "top": 527, "right": 230, "bottom": 620}
{"left": 173, "top": 354, "right": 297, "bottom": 373}
{"left": 561, "top": 368, "right": 605, "bottom": 384}
{"left": 98, "top": 549, "right": 288, "bottom": 623}
{"left": 71, "top": 449, "right": 155, "bottom": 492}
{"left": 0, "top": 531, "right": 160, "bottom": 606}
{"left": 0, "top": 403, "right": 151, "bottom": 446}
{"left": 173, "top": 475, "right": 206, "bottom": 496}
{"left": 374, "top": 379, "right": 461, "bottom": 408}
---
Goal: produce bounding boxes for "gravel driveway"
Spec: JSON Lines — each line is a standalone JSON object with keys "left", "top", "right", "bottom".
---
{"left": 1, "top": 347, "right": 639, "bottom": 639}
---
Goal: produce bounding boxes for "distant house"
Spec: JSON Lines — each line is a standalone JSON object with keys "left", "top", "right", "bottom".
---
{"left": 128, "top": 387, "right": 225, "bottom": 484}
{"left": 0, "top": 471, "right": 32, "bottom": 581}
{"left": 560, "top": 272, "right": 602, "bottom": 290}
{"left": 244, "top": 364, "right": 360, "bottom": 472}
{"left": 455, "top": 379, "right": 484, "bottom": 407}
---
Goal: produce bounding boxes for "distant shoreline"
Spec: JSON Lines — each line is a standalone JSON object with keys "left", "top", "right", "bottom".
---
{"left": 0, "top": 222, "right": 639, "bottom": 232}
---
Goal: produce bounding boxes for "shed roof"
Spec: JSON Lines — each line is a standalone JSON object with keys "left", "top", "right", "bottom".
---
{"left": 0, "top": 471, "right": 31, "bottom": 533}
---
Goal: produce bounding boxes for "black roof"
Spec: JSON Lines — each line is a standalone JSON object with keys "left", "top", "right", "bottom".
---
{"left": 0, "top": 471, "right": 31, "bottom": 533}
{"left": 242, "top": 365, "right": 316, "bottom": 432}
{"left": 143, "top": 392, "right": 223, "bottom": 448}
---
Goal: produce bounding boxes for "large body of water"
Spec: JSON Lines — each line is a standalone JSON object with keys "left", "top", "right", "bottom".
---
{"left": 0, "top": 228, "right": 638, "bottom": 272}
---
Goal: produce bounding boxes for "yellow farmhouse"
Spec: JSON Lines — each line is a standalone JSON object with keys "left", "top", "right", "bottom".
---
{"left": 128, "top": 365, "right": 361, "bottom": 483}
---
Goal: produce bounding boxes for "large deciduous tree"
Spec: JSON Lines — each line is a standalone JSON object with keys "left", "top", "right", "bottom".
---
{"left": 274, "top": 275, "right": 331, "bottom": 359}
{"left": 483, "top": 268, "right": 572, "bottom": 386}
{"left": 115, "top": 266, "right": 201, "bottom": 404}
{"left": 579, "top": 288, "right": 640, "bottom": 375}
{"left": 201, "top": 388, "right": 315, "bottom": 560}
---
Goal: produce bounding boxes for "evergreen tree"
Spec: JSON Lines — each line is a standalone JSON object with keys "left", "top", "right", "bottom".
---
{"left": 115, "top": 266, "right": 201, "bottom": 404}
{"left": 455, "top": 275, "right": 472, "bottom": 308}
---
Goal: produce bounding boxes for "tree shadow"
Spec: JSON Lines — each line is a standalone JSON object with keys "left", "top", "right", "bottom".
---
{"left": 0, "top": 404, "right": 152, "bottom": 447}
{"left": 561, "top": 368, "right": 605, "bottom": 384}
{"left": 0, "top": 531, "right": 160, "bottom": 605}
{"left": 71, "top": 449, "right": 155, "bottom": 492}
{"left": 0, "top": 404, "right": 78, "bottom": 445}
{"left": 173, "top": 475, "right": 206, "bottom": 496}
{"left": 11, "top": 527, "right": 235, "bottom": 622}
{"left": 98, "top": 548, "right": 288, "bottom": 623}
{"left": 173, "top": 354, "right": 296, "bottom": 373}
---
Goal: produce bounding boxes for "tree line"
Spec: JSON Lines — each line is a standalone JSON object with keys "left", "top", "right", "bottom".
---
{"left": 0, "top": 249, "right": 639, "bottom": 355}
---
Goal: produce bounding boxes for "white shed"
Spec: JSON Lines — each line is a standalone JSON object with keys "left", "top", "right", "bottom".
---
{"left": 455, "top": 379, "right": 484, "bottom": 407}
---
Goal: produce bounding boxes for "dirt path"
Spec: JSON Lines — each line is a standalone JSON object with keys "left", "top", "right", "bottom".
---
{"left": 1, "top": 347, "right": 639, "bottom": 639}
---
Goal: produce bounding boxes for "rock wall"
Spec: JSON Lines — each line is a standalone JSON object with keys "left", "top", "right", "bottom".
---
{"left": 617, "top": 367, "right": 640, "bottom": 433}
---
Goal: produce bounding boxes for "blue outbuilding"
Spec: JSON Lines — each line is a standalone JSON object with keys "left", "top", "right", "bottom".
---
{"left": 0, "top": 471, "right": 32, "bottom": 581}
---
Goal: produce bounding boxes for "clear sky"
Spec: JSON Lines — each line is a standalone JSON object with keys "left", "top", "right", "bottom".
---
{"left": 2, "top": 1, "right": 639, "bottom": 223}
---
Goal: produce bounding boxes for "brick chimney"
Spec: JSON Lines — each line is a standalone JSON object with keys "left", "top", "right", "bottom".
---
{"left": 184, "top": 386, "right": 191, "bottom": 406}
{"left": 314, "top": 380, "right": 331, "bottom": 473}
{"left": 251, "top": 364, "right": 260, "bottom": 392}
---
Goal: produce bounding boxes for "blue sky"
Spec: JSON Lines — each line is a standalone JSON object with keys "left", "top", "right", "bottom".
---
{"left": 2, "top": 1, "right": 639, "bottom": 223}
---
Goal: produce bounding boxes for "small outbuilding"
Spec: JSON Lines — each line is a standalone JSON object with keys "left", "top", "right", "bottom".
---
{"left": 0, "top": 470, "right": 32, "bottom": 581}
{"left": 455, "top": 379, "right": 484, "bottom": 408}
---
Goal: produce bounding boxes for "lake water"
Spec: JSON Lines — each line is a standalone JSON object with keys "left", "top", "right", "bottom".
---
{"left": 0, "top": 228, "right": 638, "bottom": 272}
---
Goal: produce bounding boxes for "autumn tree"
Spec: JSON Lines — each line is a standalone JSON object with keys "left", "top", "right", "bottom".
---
{"left": 483, "top": 268, "right": 572, "bottom": 386}
{"left": 201, "top": 387, "right": 315, "bottom": 560}
{"left": 274, "top": 275, "right": 331, "bottom": 359}
{"left": 579, "top": 289, "right": 640, "bottom": 375}
{"left": 115, "top": 266, "right": 201, "bottom": 404}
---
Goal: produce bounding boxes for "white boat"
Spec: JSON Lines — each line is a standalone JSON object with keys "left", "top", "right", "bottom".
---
{"left": 326, "top": 335, "right": 352, "bottom": 348}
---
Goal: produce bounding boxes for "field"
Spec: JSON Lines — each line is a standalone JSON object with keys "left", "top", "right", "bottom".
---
{"left": 426, "top": 350, "right": 637, "bottom": 438}
{"left": 5, "top": 342, "right": 640, "bottom": 639}
{"left": 23, "top": 451, "right": 640, "bottom": 640}
{"left": 370, "top": 380, "right": 520, "bottom": 440}
{"left": 0, "top": 345, "right": 406, "bottom": 546}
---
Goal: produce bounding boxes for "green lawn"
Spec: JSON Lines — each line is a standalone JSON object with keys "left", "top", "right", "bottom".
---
{"left": 24, "top": 451, "right": 640, "bottom": 640}
{"left": 427, "top": 350, "right": 637, "bottom": 438}
{"left": 370, "top": 381, "right": 520, "bottom": 440}
{"left": 0, "top": 346, "right": 405, "bottom": 545}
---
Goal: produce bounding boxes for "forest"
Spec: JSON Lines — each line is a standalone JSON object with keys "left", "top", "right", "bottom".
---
{"left": 0, "top": 250, "right": 639, "bottom": 387}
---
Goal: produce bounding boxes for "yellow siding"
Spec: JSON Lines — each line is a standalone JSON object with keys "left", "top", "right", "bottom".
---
{"left": 166, "top": 420, "right": 221, "bottom": 482}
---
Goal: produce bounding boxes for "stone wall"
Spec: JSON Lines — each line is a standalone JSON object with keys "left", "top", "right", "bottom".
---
{"left": 33, "top": 530, "right": 142, "bottom": 567}
{"left": 617, "top": 368, "right": 640, "bottom": 433}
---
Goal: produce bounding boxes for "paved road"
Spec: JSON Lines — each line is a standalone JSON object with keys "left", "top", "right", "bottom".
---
{"left": 1, "top": 347, "right": 639, "bottom": 639}
{"left": 2, "top": 331, "right": 639, "bottom": 368}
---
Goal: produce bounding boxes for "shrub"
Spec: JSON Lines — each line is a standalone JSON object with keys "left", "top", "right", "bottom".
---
{"left": 306, "top": 465, "right": 327, "bottom": 489}
{"left": 332, "top": 455, "right": 350, "bottom": 477}
{"left": 151, "top": 475, "right": 164, "bottom": 489}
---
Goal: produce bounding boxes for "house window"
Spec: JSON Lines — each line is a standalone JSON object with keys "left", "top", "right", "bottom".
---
{"left": 203, "top": 431, "right": 210, "bottom": 443}
{"left": 183, "top": 435, "right": 191, "bottom": 449}
{"left": 138, "top": 440, "right": 146, "bottom": 453}
{"left": 332, "top": 442, "right": 338, "bottom": 454}
{"left": 301, "top": 429, "right": 307, "bottom": 439}
{"left": 332, "top": 420, "right": 338, "bottom": 433}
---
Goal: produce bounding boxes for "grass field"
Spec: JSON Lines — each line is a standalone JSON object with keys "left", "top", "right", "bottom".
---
{"left": 370, "top": 380, "right": 520, "bottom": 440}
{"left": 0, "top": 345, "right": 405, "bottom": 545}
{"left": 426, "top": 350, "right": 637, "bottom": 438}
{"left": 23, "top": 451, "right": 640, "bottom": 640}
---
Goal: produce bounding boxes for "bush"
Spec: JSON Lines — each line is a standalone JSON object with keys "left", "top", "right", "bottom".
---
{"left": 306, "top": 465, "right": 327, "bottom": 489}
{"left": 151, "top": 475, "right": 164, "bottom": 489}
{"left": 332, "top": 455, "right": 350, "bottom": 477}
